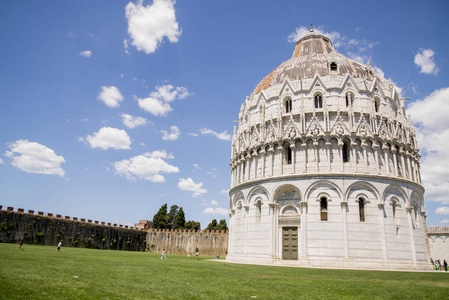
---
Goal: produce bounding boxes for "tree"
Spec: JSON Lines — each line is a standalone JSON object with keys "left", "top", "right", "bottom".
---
{"left": 206, "top": 219, "right": 218, "bottom": 231}
{"left": 153, "top": 204, "right": 168, "bottom": 229}
{"left": 185, "top": 220, "right": 201, "bottom": 231}
{"left": 166, "top": 205, "right": 179, "bottom": 229}
{"left": 173, "top": 207, "right": 186, "bottom": 229}
{"left": 206, "top": 219, "right": 228, "bottom": 231}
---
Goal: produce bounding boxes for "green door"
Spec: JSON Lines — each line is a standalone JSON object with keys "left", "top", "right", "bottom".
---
{"left": 282, "top": 227, "right": 298, "bottom": 260}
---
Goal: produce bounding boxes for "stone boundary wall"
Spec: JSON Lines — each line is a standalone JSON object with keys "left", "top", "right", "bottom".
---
{"left": 0, "top": 207, "right": 146, "bottom": 251}
{"left": 427, "top": 226, "right": 449, "bottom": 262}
{"left": 0, "top": 205, "right": 229, "bottom": 256}
{"left": 147, "top": 229, "right": 229, "bottom": 257}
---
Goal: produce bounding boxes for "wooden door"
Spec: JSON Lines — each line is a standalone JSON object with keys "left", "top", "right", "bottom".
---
{"left": 282, "top": 227, "right": 298, "bottom": 260}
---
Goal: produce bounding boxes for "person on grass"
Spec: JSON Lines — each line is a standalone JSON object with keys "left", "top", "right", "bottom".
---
{"left": 57, "top": 240, "right": 62, "bottom": 253}
{"left": 18, "top": 238, "right": 24, "bottom": 251}
{"left": 161, "top": 249, "right": 167, "bottom": 259}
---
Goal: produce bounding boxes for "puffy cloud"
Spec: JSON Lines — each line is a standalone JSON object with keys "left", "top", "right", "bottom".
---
{"left": 97, "top": 86, "right": 124, "bottom": 108}
{"left": 114, "top": 150, "right": 179, "bottom": 183}
{"left": 80, "top": 50, "right": 92, "bottom": 57}
{"left": 435, "top": 207, "right": 449, "bottom": 215}
{"left": 0, "top": 158, "right": 3, "bottom": 164}
{"left": 5, "top": 139, "right": 65, "bottom": 177}
{"left": 121, "top": 114, "right": 147, "bottom": 129}
{"left": 161, "top": 125, "right": 180, "bottom": 140}
{"left": 178, "top": 178, "right": 207, "bottom": 197}
{"left": 441, "top": 219, "right": 449, "bottom": 224}
{"left": 414, "top": 49, "right": 439, "bottom": 75}
{"left": 123, "top": 39, "right": 129, "bottom": 54}
{"left": 125, "top": 0, "right": 181, "bottom": 54}
{"left": 200, "top": 128, "right": 231, "bottom": 141}
{"left": 85, "top": 127, "right": 131, "bottom": 150}
{"left": 211, "top": 199, "right": 218, "bottom": 206}
{"left": 203, "top": 207, "right": 228, "bottom": 216}
{"left": 137, "top": 85, "right": 190, "bottom": 116}
{"left": 408, "top": 87, "right": 449, "bottom": 204}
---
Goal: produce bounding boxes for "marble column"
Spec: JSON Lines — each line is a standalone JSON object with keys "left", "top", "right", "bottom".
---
{"left": 378, "top": 203, "right": 388, "bottom": 261}
{"left": 406, "top": 206, "right": 417, "bottom": 263}
{"left": 341, "top": 201, "right": 349, "bottom": 259}
{"left": 300, "top": 201, "right": 308, "bottom": 258}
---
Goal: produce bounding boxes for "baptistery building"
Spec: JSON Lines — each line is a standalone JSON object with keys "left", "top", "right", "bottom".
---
{"left": 227, "top": 27, "right": 431, "bottom": 270}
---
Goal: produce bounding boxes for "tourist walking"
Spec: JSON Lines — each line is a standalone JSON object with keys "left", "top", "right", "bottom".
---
{"left": 57, "top": 240, "right": 62, "bottom": 253}
{"left": 444, "top": 260, "right": 448, "bottom": 272}
{"left": 18, "top": 237, "right": 24, "bottom": 251}
{"left": 161, "top": 249, "right": 167, "bottom": 259}
{"left": 196, "top": 251, "right": 199, "bottom": 260}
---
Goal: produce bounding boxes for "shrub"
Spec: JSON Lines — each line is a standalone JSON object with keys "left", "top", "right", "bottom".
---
{"left": 36, "top": 232, "right": 44, "bottom": 243}
{"left": 0, "top": 222, "right": 6, "bottom": 231}
{"left": 86, "top": 237, "right": 92, "bottom": 248}
{"left": 24, "top": 230, "right": 29, "bottom": 236}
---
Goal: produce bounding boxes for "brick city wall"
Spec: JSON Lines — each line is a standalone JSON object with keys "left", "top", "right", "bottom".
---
{"left": 0, "top": 206, "right": 146, "bottom": 251}
{"left": 0, "top": 205, "right": 229, "bottom": 256}
{"left": 146, "top": 229, "right": 229, "bottom": 257}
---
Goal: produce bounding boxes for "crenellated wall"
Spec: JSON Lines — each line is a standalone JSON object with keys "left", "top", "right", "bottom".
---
{"left": 0, "top": 208, "right": 147, "bottom": 251}
{"left": 146, "top": 229, "right": 229, "bottom": 257}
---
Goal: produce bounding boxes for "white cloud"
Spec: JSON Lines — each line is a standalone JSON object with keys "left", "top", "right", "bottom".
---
{"left": 435, "top": 207, "right": 449, "bottom": 215}
{"left": 121, "top": 114, "right": 147, "bottom": 129}
{"left": 200, "top": 128, "right": 231, "bottom": 141}
{"left": 178, "top": 178, "right": 207, "bottom": 197}
{"left": 414, "top": 49, "right": 439, "bottom": 75}
{"left": 408, "top": 87, "right": 449, "bottom": 204}
{"left": 211, "top": 199, "right": 218, "bottom": 206}
{"left": 114, "top": 150, "right": 179, "bottom": 183}
{"left": 5, "top": 139, "right": 65, "bottom": 177}
{"left": 219, "top": 189, "right": 229, "bottom": 195}
{"left": 161, "top": 125, "right": 180, "bottom": 140}
{"left": 125, "top": 0, "right": 181, "bottom": 54}
{"left": 188, "top": 133, "right": 199, "bottom": 137}
{"left": 97, "top": 86, "right": 124, "bottom": 108}
{"left": 203, "top": 207, "right": 229, "bottom": 216}
{"left": 0, "top": 158, "right": 3, "bottom": 164}
{"left": 124, "top": 39, "right": 129, "bottom": 54}
{"left": 80, "top": 50, "right": 92, "bottom": 58}
{"left": 85, "top": 127, "right": 131, "bottom": 150}
{"left": 441, "top": 219, "right": 449, "bottom": 224}
{"left": 137, "top": 85, "right": 190, "bottom": 116}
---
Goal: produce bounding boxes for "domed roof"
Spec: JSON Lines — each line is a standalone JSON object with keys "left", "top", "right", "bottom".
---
{"left": 253, "top": 28, "right": 382, "bottom": 95}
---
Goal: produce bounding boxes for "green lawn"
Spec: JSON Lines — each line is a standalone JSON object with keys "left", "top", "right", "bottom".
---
{"left": 0, "top": 243, "right": 448, "bottom": 299}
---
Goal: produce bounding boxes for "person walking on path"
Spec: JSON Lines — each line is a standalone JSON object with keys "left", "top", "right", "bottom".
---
{"left": 57, "top": 240, "right": 62, "bottom": 253}
{"left": 196, "top": 251, "right": 199, "bottom": 260}
{"left": 444, "top": 260, "right": 448, "bottom": 272}
{"left": 18, "top": 238, "right": 24, "bottom": 251}
{"left": 161, "top": 249, "right": 167, "bottom": 259}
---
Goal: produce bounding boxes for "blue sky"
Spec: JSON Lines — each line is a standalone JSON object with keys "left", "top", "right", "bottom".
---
{"left": 1, "top": 0, "right": 448, "bottom": 227}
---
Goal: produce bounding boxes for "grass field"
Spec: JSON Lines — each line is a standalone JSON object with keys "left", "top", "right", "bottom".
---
{"left": 0, "top": 243, "right": 448, "bottom": 299}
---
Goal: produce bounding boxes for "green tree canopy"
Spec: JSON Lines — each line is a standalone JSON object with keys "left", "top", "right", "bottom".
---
{"left": 206, "top": 219, "right": 228, "bottom": 231}
{"left": 153, "top": 204, "right": 168, "bottom": 229}
{"left": 185, "top": 220, "right": 201, "bottom": 231}
{"left": 173, "top": 207, "right": 186, "bottom": 229}
{"left": 166, "top": 205, "right": 179, "bottom": 229}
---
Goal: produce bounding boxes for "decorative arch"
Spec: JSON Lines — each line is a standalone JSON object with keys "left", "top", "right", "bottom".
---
{"left": 232, "top": 191, "right": 245, "bottom": 209}
{"left": 304, "top": 180, "right": 343, "bottom": 203}
{"left": 383, "top": 184, "right": 407, "bottom": 205}
{"left": 345, "top": 181, "right": 381, "bottom": 203}
{"left": 247, "top": 186, "right": 270, "bottom": 205}
{"left": 273, "top": 184, "right": 302, "bottom": 204}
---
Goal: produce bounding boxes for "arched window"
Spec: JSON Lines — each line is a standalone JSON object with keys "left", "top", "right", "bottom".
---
{"left": 392, "top": 200, "right": 397, "bottom": 219}
{"left": 320, "top": 197, "right": 328, "bottom": 221}
{"left": 358, "top": 198, "right": 365, "bottom": 222}
{"left": 342, "top": 140, "right": 350, "bottom": 163}
{"left": 345, "top": 92, "right": 353, "bottom": 107}
{"left": 285, "top": 144, "right": 292, "bottom": 165}
{"left": 285, "top": 98, "right": 292, "bottom": 113}
{"left": 314, "top": 94, "right": 323, "bottom": 109}
{"left": 330, "top": 62, "right": 338, "bottom": 71}
{"left": 255, "top": 201, "right": 262, "bottom": 223}
{"left": 374, "top": 97, "right": 380, "bottom": 113}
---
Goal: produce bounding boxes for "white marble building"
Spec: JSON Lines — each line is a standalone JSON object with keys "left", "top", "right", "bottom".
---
{"left": 227, "top": 27, "right": 432, "bottom": 270}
